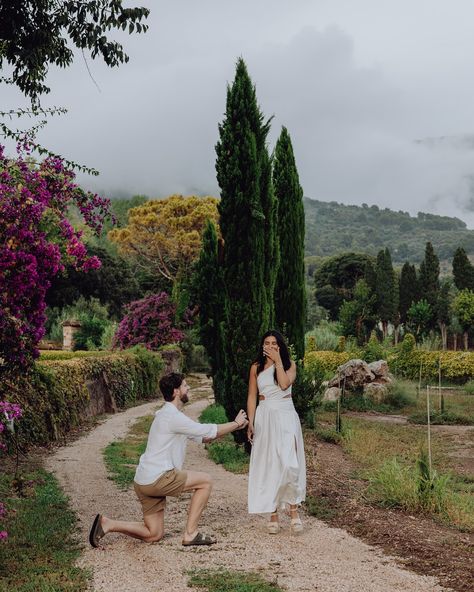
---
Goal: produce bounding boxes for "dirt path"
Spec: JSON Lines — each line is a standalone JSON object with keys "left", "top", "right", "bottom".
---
{"left": 45, "top": 388, "right": 450, "bottom": 592}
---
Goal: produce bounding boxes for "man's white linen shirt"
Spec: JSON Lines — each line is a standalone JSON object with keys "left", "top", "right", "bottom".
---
{"left": 134, "top": 402, "right": 218, "bottom": 485}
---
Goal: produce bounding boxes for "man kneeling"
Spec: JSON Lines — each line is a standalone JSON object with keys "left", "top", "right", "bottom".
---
{"left": 89, "top": 372, "right": 248, "bottom": 547}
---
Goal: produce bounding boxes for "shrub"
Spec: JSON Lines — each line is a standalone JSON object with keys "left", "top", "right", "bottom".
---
{"left": 368, "top": 452, "right": 453, "bottom": 517}
{"left": 199, "top": 404, "right": 228, "bottom": 424}
{"left": 292, "top": 363, "right": 321, "bottom": 420}
{"left": 304, "top": 350, "right": 350, "bottom": 375}
{"left": 3, "top": 350, "right": 164, "bottom": 449}
{"left": 393, "top": 350, "right": 474, "bottom": 383}
{"left": 0, "top": 146, "right": 110, "bottom": 376}
{"left": 306, "top": 321, "right": 340, "bottom": 351}
{"left": 385, "top": 381, "right": 416, "bottom": 409}
{"left": 464, "top": 380, "right": 474, "bottom": 395}
{"left": 418, "top": 333, "right": 443, "bottom": 351}
{"left": 363, "top": 331, "right": 384, "bottom": 363}
{"left": 114, "top": 292, "right": 184, "bottom": 350}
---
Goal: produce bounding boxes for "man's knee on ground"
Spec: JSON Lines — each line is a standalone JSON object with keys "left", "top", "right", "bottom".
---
{"left": 144, "top": 532, "right": 163, "bottom": 543}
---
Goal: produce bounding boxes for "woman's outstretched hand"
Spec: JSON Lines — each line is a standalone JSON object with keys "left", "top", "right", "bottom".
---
{"left": 234, "top": 409, "right": 248, "bottom": 429}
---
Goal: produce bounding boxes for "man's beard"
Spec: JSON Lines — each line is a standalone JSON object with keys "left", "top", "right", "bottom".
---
{"left": 180, "top": 393, "right": 189, "bottom": 404}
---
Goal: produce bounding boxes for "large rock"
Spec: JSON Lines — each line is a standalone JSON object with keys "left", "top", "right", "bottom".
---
{"left": 328, "top": 359, "right": 375, "bottom": 389}
{"left": 363, "top": 382, "right": 389, "bottom": 404}
{"left": 367, "top": 360, "right": 391, "bottom": 381}
{"left": 323, "top": 387, "right": 342, "bottom": 402}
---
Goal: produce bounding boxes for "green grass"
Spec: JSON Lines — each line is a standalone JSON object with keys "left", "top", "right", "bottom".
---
{"left": 333, "top": 417, "right": 474, "bottom": 531}
{"left": 206, "top": 440, "right": 249, "bottom": 474}
{"left": 199, "top": 405, "right": 249, "bottom": 474}
{"left": 313, "top": 425, "right": 343, "bottom": 444}
{"left": 305, "top": 495, "right": 336, "bottom": 520}
{"left": 408, "top": 410, "right": 474, "bottom": 425}
{"left": 199, "top": 404, "right": 228, "bottom": 424}
{"left": 103, "top": 415, "right": 154, "bottom": 488}
{"left": 188, "top": 569, "right": 284, "bottom": 592}
{"left": 0, "top": 469, "right": 89, "bottom": 591}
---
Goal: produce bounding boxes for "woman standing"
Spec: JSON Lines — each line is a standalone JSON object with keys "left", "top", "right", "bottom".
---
{"left": 247, "top": 330, "right": 306, "bottom": 533}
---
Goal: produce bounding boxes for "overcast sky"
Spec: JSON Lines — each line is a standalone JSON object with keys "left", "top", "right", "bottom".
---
{"left": 5, "top": 0, "right": 474, "bottom": 226}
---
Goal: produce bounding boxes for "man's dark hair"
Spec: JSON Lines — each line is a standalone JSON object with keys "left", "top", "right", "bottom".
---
{"left": 159, "top": 372, "right": 185, "bottom": 401}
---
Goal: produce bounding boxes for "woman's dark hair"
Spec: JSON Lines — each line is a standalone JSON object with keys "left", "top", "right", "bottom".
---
{"left": 254, "top": 330, "right": 291, "bottom": 382}
{"left": 159, "top": 372, "right": 185, "bottom": 401}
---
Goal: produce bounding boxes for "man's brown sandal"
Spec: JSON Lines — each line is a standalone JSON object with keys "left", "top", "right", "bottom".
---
{"left": 182, "top": 532, "right": 216, "bottom": 546}
{"left": 89, "top": 514, "right": 105, "bottom": 548}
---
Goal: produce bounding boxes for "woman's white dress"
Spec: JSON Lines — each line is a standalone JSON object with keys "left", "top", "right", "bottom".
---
{"left": 248, "top": 364, "right": 306, "bottom": 514}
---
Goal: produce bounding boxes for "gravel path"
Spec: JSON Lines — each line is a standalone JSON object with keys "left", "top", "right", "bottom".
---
{"left": 45, "top": 391, "right": 450, "bottom": 592}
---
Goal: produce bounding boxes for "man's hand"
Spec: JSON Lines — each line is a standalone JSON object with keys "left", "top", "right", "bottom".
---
{"left": 234, "top": 409, "right": 248, "bottom": 429}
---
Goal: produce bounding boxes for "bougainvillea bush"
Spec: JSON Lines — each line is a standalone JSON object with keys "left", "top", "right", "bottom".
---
{"left": 113, "top": 292, "right": 185, "bottom": 350}
{"left": 0, "top": 145, "right": 111, "bottom": 377}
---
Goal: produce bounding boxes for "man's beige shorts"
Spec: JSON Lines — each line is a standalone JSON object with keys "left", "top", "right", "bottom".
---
{"left": 134, "top": 469, "right": 187, "bottom": 515}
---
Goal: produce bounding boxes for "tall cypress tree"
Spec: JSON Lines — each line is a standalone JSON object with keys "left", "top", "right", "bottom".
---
{"left": 419, "top": 242, "right": 440, "bottom": 310}
{"left": 193, "top": 220, "right": 226, "bottom": 404}
{"left": 273, "top": 126, "right": 305, "bottom": 359}
{"left": 375, "top": 248, "right": 398, "bottom": 338}
{"left": 215, "top": 58, "right": 270, "bottom": 428}
{"left": 452, "top": 247, "right": 474, "bottom": 291}
{"left": 399, "top": 262, "right": 419, "bottom": 325}
{"left": 260, "top": 134, "right": 279, "bottom": 328}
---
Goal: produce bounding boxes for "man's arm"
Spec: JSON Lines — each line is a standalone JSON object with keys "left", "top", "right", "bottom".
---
{"left": 172, "top": 409, "right": 248, "bottom": 442}
{"left": 202, "top": 409, "right": 248, "bottom": 443}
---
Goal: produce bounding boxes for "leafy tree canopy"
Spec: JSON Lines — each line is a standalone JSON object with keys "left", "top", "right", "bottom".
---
{"left": 108, "top": 194, "right": 219, "bottom": 282}
{"left": 0, "top": 0, "right": 149, "bottom": 105}
{"left": 314, "top": 252, "right": 373, "bottom": 319}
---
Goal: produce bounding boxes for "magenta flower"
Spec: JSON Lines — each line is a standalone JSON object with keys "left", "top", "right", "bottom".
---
{"left": 114, "top": 293, "right": 185, "bottom": 350}
{"left": 0, "top": 144, "right": 112, "bottom": 373}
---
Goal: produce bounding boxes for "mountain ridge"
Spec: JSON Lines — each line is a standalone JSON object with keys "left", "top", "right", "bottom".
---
{"left": 304, "top": 197, "right": 474, "bottom": 263}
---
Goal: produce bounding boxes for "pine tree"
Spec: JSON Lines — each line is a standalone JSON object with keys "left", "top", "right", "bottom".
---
{"left": 399, "top": 262, "right": 419, "bottom": 325}
{"left": 419, "top": 242, "right": 440, "bottom": 310}
{"left": 215, "top": 58, "right": 271, "bottom": 428}
{"left": 375, "top": 248, "right": 398, "bottom": 338}
{"left": 273, "top": 126, "right": 306, "bottom": 359}
{"left": 193, "top": 220, "right": 226, "bottom": 403}
{"left": 452, "top": 247, "right": 474, "bottom": 291}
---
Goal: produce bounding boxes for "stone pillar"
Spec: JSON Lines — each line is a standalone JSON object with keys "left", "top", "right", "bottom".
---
{"left": 62, "top": 320, "right": 82, "bottom": 351}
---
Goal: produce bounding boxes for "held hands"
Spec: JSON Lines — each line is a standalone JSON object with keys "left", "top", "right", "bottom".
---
{"left": 234, "top": 409, "right": 248, "bottom": 429}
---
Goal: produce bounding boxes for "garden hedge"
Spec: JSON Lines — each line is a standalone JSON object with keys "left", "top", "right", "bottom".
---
{"left": 4, "top": 347, "right": 166, "bottom": 450}
{"left": 304, "top": 348, "right": 474, "bottom": 384}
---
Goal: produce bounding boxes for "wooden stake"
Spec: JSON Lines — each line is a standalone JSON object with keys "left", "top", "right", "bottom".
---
{"left": 426, "top": 385, "right": 432, "bottom": 477}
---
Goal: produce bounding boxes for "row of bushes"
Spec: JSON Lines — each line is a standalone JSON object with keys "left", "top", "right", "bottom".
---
{"left": 3, "top": 347, "right": 168, "bottom": 450}
{"left": 304, "top": 347, "right": 474, "bottom": 384}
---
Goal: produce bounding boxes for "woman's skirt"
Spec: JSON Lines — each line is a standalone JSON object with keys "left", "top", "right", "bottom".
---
{"left": 248, "top": 398, "right": 306, "bottom": 514}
